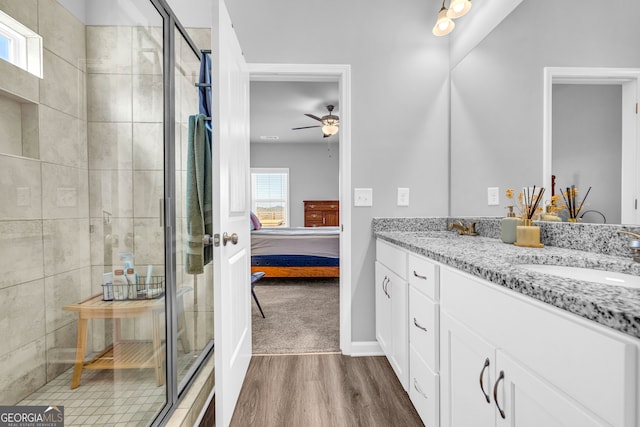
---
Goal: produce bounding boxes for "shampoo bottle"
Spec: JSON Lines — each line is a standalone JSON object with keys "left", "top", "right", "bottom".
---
{"left": 501, "top": 206, "right": 522, "bottom": 244}
{"left": 126, "top": 267, "right": 138, "bottom": 299}
{"left": 112, "top": 269, "right": 127, "bottom": 300}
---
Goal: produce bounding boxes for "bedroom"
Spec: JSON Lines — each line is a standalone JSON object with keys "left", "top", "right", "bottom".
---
{"left": 249, "top": 79, "right": 341, "bottom": 354}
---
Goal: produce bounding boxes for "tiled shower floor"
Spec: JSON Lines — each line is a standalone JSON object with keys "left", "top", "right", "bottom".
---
{"left": 18, "top": 352, "right": 198, "bottom": 427}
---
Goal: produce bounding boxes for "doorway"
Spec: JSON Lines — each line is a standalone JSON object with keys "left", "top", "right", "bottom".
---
{"left": 247, "top": 63, "right": 352, "bottom": 354}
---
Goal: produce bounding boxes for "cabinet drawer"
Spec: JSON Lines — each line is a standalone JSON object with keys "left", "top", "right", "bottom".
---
{"left": 409, "top": 286, "right": 439, "bottom": 371}
{"left": 376, "top": 240, "right": 407, "bottom": 280}
{"left": 409, "top": 345, "right": 439, "bottom": 427}
{"left": 408, "top": 253, "right": 439, "bottom": 300}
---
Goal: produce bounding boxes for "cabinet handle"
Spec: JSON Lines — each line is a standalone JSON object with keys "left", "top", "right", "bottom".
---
{"left": 384, "top": 277, "right": 391, "bottom": 299}
{"left": 413, "top": 270, "right": 427, "bottom": 280}
{"left": 493, "top": 370, "right": 506, "bottom": 419}
{"left": 413, "top": 317, "right": 428, "bottom": 332}
{"left": 479, "top": 358, "right": 491, "bottom": 404}
{"left": 413, "top": 378, "right": 428, "bottom": 399}
{"left": 382, "top": 276, "right": 389, "bottom": 298}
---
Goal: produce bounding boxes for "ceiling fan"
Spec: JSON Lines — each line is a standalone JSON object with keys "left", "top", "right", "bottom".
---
{"left": 292, "top": 105, "right": 340, "bottom": 138}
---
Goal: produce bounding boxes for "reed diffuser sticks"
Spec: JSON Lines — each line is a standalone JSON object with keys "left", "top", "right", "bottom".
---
{"left": 522, "top": 186, "right": 545, "bottom": 220}
{"left": 559, "top": 185, "right": 591, "bottom": 219}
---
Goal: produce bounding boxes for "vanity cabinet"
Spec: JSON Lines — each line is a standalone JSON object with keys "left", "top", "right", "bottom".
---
{"left": 375, "top": 240, "right": 409, "bottom": 390}
{"left": 440, "top": 266, "right": 638, "bottom": 427}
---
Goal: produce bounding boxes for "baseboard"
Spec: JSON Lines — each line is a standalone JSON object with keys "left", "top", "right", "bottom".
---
{"left": 349, "top": 341, "right": 383, "bottom": 356}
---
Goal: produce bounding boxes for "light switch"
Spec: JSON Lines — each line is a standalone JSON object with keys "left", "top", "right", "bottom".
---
{"left": 397, "top": 188, "right": 410, "bottom": 206}
{"left": 487, "top": 187, "right": 499, "bottom": 206}
{"left": 354, "top": 188, "right": 373, "bottom": 207}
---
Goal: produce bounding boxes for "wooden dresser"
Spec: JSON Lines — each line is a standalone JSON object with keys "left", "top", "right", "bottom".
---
{"left": 304, "top": 200, "right": 339, "bottom": 227}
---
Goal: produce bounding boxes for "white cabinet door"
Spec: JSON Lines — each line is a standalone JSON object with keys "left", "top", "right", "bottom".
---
{"left": 375, "top": 261, "right": 392, "bottom": 356}
{"left": 495, "top": 351, "right": 605, "bottom": 427}
{"left": 375, "top": 261, "right": 408, "bottom": 390}
{"left": 440, "top": 312, "right": 495, "bottom": 427}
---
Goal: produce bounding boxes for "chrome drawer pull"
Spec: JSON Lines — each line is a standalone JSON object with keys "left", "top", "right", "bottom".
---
{"left": 413, "top": 378, "right": 428, "bottom": 399}
{"left": 479, "top": 358, "right": 491, "bottom": 403}
{"left": 413, "top": 317, "right": 428, "bottom": 332}
{"left": 413, "top": 270, "right": 427, "bottom": 280}
{"left": 493, "top": 370, "right": 506, "bottom": 419}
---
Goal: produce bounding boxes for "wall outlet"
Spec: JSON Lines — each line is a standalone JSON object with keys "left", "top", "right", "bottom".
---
{"left": 354, "top": 188, "right": 373, "bottom": 207}
{"left": 487, "top": 187, "right": 500, "bottom": 206}
{"left": 397, "top": 188, "right": 410, "bottom": 206}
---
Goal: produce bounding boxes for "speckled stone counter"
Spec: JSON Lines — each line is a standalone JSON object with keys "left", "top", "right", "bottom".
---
{"left": 373, "top": 218, "right": 640, "bottom": 339}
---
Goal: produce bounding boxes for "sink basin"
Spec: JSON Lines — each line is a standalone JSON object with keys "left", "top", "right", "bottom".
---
{"left": 518, "top": 264, "right": 640, "bottom": 289}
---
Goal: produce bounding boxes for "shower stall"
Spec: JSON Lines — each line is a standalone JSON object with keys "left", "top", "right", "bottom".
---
{"left": 0, "top": 0, "right": 214, "bottom": 425}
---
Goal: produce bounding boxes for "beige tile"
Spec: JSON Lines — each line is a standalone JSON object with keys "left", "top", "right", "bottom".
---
{"left": 39, "top": 105, "right": 87, "bottom": 168}
{"left": 0, "top": 338, "right": 46, "bottom": 404}
{"left": 87, "top": 74, "right": 132, "bottom": 122}
{"left": 0, "top": 279, "right": 45, "bottom": 357}
{"left": 87, "top": 122, "right": 132, "bottom": 170}
{"left": 38, "top": 0, "right": 86, "bottom": 70}
{"left": 44, "top": 267, "right": 92, "bottom": 333}
{"left": 41, "top": 163, "right": 89, "bottom": 219}
{"left": 133, "top": 219, "right": 165, "bottom": 265}
{"left": 133, "top": 170, "right": 163, "bottom": 218}
{"left": 0, "top": 54, "right": 40, "bottom": 103}
{"left": 89, "top": 170, "right": 133, "bottom": 218}
{"left": 185, "top": 28, "right": 212, "bottom": 52}
{"left": 132, "top": 26, "right": 163, "bottom": 75}
{"left": 43, "top": 219, "right": 91, "bottom": 276}
{"left": 0, "top": 95, "right": 23, "bottom": 156}
{"left": 132, "top": 123, "right": 163, "bottom": 171}
{"left": 0, "top": 220, "right": 44, "bottom": 290}
{"left": 0, "top": 154, "right": 42, "bottom": 220}
{"left": 0, "top": 0, "right": 38, "bottom": 32}
{"left": 40, "top": 50, "right": 84, "bottom": 118}
{"left": 90, "top": 217, "right": 134, "bottom": 267}
{"left": 132, "top": 74, "right": 163, "bottom": 123}
{"left": 45, "top": 321, "right": 78, "bottom": 381}
{"left": 86, "top": 26, "right": 132, "bottom": 74}
{"left": 21, "top": 103, "right": 40, "bottom": 159}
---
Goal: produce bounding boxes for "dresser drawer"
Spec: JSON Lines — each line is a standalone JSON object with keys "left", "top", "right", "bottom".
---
{"left": 409, "top": 345, "right": 439, "bottom": 427}
{"left": 408, "top": 253, "right": 439, "bottom": 300}
{"left": 409, "top": 286, "right": 439, "bottom": 371}
{"left": 376, "top": 240, "right": 407, "bottom": 279}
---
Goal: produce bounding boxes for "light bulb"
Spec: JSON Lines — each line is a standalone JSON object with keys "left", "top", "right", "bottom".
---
{"left": 447, "top": 0, "right": 471, "bottom": 19}
{"left": 432, "top": 7, "right": 455, "bottom": 36}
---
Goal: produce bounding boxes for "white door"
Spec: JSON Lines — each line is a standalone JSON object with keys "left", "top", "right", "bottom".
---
{"left": 495, "top": 351, "right": 605, "bottom": 427}
{"left": 440, "top": 313, "right": 495, "bottom": 427}
{"left": 375, "top": 262, "right": 391, "bottom": 356}
{"left": 212, "top": 1, "right": 252, "bottom": 426}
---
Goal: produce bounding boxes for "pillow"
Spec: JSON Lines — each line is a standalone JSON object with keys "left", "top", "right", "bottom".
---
{"left": 250, "top": 211, "right": 262, "bottom": 230}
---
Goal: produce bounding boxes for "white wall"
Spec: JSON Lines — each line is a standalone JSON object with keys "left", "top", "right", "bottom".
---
{"left": 450, "top": 0, "right": 640, "bottom": 217}
{"left": 552, "top": 84, "right": 622, "bottom": 224}
{"left": 250, "top": 142, "right": 339, "bottom": 227}
{"left": 227, "top": 0, "right": 450, "bottom": 342}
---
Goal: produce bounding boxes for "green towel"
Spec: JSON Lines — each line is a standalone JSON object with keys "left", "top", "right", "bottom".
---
{"left": 186, "top": 114, "right": 213, "bottom": 274}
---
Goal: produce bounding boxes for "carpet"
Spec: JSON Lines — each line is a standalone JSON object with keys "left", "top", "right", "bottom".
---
{"left": 251, "top": 277, "right": 340, "bottom": 354}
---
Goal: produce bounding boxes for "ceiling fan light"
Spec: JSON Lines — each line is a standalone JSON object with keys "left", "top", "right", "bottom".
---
{"left": 432, "top": 7, "right": 455, "bottom": 36}
{"left": 447, "top": 0, "right": 471, "bottom": 19}
{"left": 322, "top": 124, "right": 339, "bottom": 136}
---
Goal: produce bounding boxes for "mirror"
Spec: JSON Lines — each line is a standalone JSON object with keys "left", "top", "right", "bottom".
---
{"left": 450, "top": 0, "right": 640, "bottom": 225}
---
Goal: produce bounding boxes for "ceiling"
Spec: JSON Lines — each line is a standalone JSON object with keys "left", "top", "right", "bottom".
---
{"left": 249, "top": 81, "right": 340, "bottom": 144}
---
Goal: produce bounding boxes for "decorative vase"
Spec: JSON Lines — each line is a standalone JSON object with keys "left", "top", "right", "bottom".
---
{"left": 567, "top": 218, "right": 578, "bottom": 223}
{"left": 514, "top": 219, "right": 544, "bottom": 248}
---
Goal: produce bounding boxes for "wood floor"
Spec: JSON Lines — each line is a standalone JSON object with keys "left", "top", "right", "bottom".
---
{"left": 226, "top": 353, "right": 423, "bottom": 427}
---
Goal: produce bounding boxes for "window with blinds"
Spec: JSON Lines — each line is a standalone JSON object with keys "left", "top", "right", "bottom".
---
{"left": 251, "top": 168, "right": 289, "bottom": 227}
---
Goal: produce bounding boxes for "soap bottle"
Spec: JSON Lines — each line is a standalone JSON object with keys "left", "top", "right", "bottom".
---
{"left": 541, "top": 204, "right": 561, "bottom": 222}
{"left": 501, "top": 206, "right": 522, "bottom": 244}
{"left": 126, "top": 267, "right": 139, "bottom": 299}
{"left": 112, "top": 269, "right": 127, "bottom": 300}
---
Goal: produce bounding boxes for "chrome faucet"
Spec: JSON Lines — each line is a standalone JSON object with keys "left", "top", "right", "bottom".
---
{"left": 448, "top": 220, "right": 478, "bottom": 236}
{"left": 618, "top": 230, "right": 640, "bottom": 263}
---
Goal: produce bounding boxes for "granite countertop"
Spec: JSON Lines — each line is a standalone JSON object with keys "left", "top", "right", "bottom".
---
{"left": 375, "top": 230, "right": 640, "bottom": 340}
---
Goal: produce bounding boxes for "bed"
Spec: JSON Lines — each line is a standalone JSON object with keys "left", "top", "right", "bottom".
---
{"left": 251, "top": 227, "right": 340, "bottom": 277}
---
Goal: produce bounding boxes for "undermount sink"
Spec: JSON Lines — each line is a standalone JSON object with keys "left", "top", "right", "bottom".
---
{"left": 518, "top": 264, "right": 640, "bottom": 289}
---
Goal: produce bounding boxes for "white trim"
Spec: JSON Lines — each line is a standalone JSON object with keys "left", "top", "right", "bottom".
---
{"left": 543, "top": 67, "right": 640, "bottom": 225}
{"left": 248, "top": 63, "right": 353, "bottom": 355}
{"left": 349, "top": 341, "right": 384, "bottom": 357}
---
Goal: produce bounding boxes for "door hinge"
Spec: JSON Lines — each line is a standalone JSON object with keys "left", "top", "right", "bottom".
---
{"left": 635, "top": 199, "right": 638, "bottom": 210}
{"left": 213, "top": 234, "right": 221, "bottom": 247}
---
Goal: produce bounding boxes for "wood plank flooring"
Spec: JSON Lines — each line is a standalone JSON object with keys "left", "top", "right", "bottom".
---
{"left": 227, "top": 354, "right": 423, "bottom": 427}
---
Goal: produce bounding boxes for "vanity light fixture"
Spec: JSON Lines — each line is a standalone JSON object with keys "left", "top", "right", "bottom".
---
{"left": 432, "top": 0, "right": 455, "bottom": 36}
{"left": 447, "top": 0, "right": 472, "bottom": 19}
